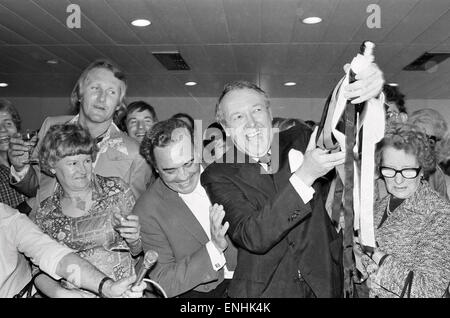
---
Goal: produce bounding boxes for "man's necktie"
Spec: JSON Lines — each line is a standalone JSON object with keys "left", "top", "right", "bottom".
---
{"left": 258, "top": 153, "right": 272, "bottom": 173}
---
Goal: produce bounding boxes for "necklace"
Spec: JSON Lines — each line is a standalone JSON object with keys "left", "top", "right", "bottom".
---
{"left": 63, "top": 190, "right": 92, "bottom": 212}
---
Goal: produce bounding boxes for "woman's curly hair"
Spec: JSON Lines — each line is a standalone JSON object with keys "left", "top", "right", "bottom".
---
{"left": 376, "top": 122, "right": 436, "bottom": 176}
{"left": 39, "top": 124, "right": 98, "bottom": 176}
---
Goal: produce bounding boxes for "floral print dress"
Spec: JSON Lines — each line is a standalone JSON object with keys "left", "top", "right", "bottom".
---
{"left": 31, "top": 175, "right": 136, "bottom": 293}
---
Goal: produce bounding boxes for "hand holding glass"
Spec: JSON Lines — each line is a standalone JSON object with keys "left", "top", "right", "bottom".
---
{"left": 21, "top": 130, "right": 39, "bottom": 165}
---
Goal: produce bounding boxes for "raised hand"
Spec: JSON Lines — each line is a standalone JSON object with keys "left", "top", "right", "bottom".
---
{"left": 295, "top": 127, "right": 346, "bottom": 186}
{"left": 7, "top": 132, "right": 36, "bottom": 171}
{"left": 114, "top": 213, "right": 141, "bottom": 245}
{"left": 209, "top": 203, "right": 229, "bottom": 253}
{"left": 343, "top": 62, "right": 384, "bottom": 104}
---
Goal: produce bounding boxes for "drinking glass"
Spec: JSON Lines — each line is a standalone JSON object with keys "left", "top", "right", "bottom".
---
{"left": 104, "top": 206, "right": 131, "bottom": 252}
{"left": 21, "top": 129, "right": 39, "bottom": 165}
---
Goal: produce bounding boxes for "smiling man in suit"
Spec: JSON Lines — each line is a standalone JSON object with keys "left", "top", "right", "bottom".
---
{"left": 201, "top": 70, "right": 384, "bottom": 297}
{"left": 8, "top": 59, "right": 153, "bottom": 212}
{"left": 134, "top": 118, "right": 237, "bottom": 298}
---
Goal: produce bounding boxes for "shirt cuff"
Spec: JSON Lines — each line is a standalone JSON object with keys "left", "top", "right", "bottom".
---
{"left": 205, "top": 241, "right": 226, "bottom": 271}
{"left": 11, "top": 165, "right": 30, "bottom": 183}
{"left": 289, "top": 173, "right": 315, "bottom": 204}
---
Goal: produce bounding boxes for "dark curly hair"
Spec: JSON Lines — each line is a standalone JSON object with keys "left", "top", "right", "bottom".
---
{"left": 376, "top": 122, "right": 436, "bottom": 177}
{"left": 383, "top": 84, "right": 407, "bottom": 114}
{"left": 140, "top": 118, "right": 193, "bottom": 168}
{"left": 39, "top": 124, "right": 98, "bottom": 176}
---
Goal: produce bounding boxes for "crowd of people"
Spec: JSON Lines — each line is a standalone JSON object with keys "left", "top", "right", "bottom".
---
{"left": 0, "top": 57, "right": 449, "bottom": 298}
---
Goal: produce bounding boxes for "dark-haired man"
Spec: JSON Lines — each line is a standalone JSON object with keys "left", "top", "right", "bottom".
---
{"left": 134, "top": 118, "right": 237, "bottom": 297}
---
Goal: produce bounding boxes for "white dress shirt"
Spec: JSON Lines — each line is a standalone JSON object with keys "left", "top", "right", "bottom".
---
{"left": 178, "top": 169, "right": 233, "bottom": 279}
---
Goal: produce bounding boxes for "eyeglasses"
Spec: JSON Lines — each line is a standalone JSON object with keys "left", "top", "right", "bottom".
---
{"left": 379, "top": 166, "right": 421, "bottom": 179}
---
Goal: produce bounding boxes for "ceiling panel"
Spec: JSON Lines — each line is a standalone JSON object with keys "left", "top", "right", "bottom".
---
{"left": 321, "top": 0, "right": 374, "bottom": 43}
{"left": 105, "top": 0, "right": 171, "bottom": 45}
{"left": 203, "top": 45, "right": 237, "bottom": 73}
{"left": 223, "top": 0, "right": 260, "bottom": 43}
{"left": 0, "top": 23, "right": 31, "bottom": 44}
{"left": 146, "top": 0, "right": 202, "bottom": 44}
{"left": 261, "top": 0, "right": 299, "bottom": 43}
{"left": 351, "top": 0, "right": 420, "bottom": 44}
{"left": 73, "top": 0, "right": 141, "bottom": 45}
{"left": 291, "top": 0, "right": 340, "bottom": 43}
{"left": 185, "top": 0, "right": 229, "bottom": 44}
{"left": 382, "top": 0, "right": 450, "bottom": 44}
{"left": 0, "top": 0, "right": 450, "bottom": 99}
{"left": 285, "top": 44, "right": 321, "bottom": 74}
{"left": 232, "top": 45, "right": 261, "bottom": 73}
{"left": 2, "top": 0, "right": 85, "bottom": 45}
{"left": 0, "top": 1, "right": 57, "bottom": 44}
{"left": 259, "top": 44, "right": 290, "bottom": 74}
{"left": 91, "top": 45, "right": 145, "bottom": 73}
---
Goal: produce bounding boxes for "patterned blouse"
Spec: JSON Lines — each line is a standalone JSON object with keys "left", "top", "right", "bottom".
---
{"left": 31, "top": 174, "right": 136, "bottom": 294}
{"left": 370, "top": 181, "right": 450, "bottom": 298}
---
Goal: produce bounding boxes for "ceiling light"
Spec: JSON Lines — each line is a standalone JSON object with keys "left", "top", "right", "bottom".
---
{"left": 131, "top": 19, "right": 151, "bottom": 27}
{"left": 388, "top": 83, "right": 398, "bottom": 87}
{"left": 46, "top": 59, "right": 58, "bottom": 65}
{"left": 302, "top": 17, "right": 322, "bottom": 24}
{"left": 284, "top": 82, "right": 297, "bottom": 87}
{"left": 0, "top": 83, "right": 8, "bottom": 88}
{"left": 185, "top": 81, "right": 197, "bottom": 86}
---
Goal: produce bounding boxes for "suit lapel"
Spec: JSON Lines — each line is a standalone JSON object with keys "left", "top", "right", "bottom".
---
{"left": 272, "top": 132, "right": 293, "bottom": 191}
{"left": 230, "top": 147, "right": 277, "bottom": 199}
{"left": 161, "top": 181, "right": 209, "bottom": 245}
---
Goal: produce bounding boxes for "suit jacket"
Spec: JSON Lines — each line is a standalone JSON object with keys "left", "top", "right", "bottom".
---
{"left": 11, "top": 115, "right": 153, "bottom": 211}
{"left": 201, "top": 123, "right": 343, "bottom": 298}
{"left": 133, "top": 177, "right": 238, "bottom": 298}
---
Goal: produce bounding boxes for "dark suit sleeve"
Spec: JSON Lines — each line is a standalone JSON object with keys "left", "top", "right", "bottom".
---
{"left": 135, "top": 198, "right": 220, "bottom": 297}
{"left": 202, "top": 170, "right": 312, "bottom": 254}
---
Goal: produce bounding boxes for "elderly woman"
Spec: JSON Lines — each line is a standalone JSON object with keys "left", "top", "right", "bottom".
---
{"left": 119, "top": 101, "right": 158, "bottom": 143}
{"left": 408, "top": 108, "right": 448, "bottom": 199}
{"left": 358, "top": 122, "right": 450, "bottom": 298}
{"left": 30, "top": 124, "right": 142, "bottom": 297}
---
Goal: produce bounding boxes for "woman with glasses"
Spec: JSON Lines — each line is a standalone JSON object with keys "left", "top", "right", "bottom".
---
{"left": 358, "top": 122, "right": 450, "bottom": 297}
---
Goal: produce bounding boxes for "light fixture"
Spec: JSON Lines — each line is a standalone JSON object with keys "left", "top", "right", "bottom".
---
{"left": 0, "top": 83, "right": 8, "bottom": 88}
{"left": 185, "top": 81, "right": 197, "bottom": 86}
{"left": 284, "top": 82, "right": 297, "bottom": 87}
{"left": 302, "top": 17, "right": 322, "bottom": 24}
{"left": 388, "top": 83, "right": 398, "bottom": 87}
{"left": 131, "top": 19, "right": 151, "bottom": 27}
{"left": 46, "top": 59, "right": 58, "bottom": 65}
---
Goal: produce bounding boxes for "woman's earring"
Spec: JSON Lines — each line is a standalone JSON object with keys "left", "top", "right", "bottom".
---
{"left": 50, "top": 168, "right": 56, "bottom": 175}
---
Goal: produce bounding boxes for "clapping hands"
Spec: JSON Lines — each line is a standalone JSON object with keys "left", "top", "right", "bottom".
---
{"left": 210, "top": 203, "right": 229, "bottom": 253}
